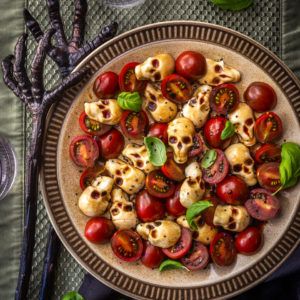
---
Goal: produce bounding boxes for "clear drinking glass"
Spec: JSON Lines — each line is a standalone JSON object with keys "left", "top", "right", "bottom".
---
{"left": 103, "top": 0, "right": 146, "bottom": 8}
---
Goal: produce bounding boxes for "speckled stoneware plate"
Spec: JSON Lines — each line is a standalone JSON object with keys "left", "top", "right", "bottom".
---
{"left": 41, "top": 21, "right": 300, "bottom": 300}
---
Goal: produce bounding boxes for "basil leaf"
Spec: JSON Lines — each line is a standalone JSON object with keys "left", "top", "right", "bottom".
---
{"left": 159, "top": 259, "right": 189, "bottom": 272}
{"left": 117, "top": 91, "right": 142, "bottom": 112}
{"left": 144, "top": 137, "right": 167, "bottom": 166}
{"left": 221, "top": 121, "right": 235, "bottom": 140}
{"left": 62, "top": 291, "right": 84, "bottom": 300}
{"left": 201, "top": 150, "right": 217, "bottom": 169}
{"left": 211, "top": 0, "right": 253, "bottom": 11}
{"left": 186, "top": 201, "right": 213, "bottom": 230}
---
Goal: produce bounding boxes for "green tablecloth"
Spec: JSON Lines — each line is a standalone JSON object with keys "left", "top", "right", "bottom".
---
{"left": 0, "top": 0, "right": 299, "bottom": 299}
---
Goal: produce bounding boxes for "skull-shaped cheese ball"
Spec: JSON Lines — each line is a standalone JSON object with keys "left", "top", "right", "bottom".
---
{"left": 105, "top": 159, "right": 145, "bottom": 194}
{"left": 84, "top": 99, "right": 122, "bottom": 125}
{"left": 199, "top": 58, "right": 241, "bottom": 86}
{"left": 135, "top": 54, "right": 175, "bottom": 82}
{"left": 182, "top": 85, "right": 212, "bottom": 128}
{"left": 78, "top": 176, "right": 114, "bottom": 217}
{"left": 136, "top": 220, "right": 181, "bottom": 248}
{"left": 213, "top": 205, "right": 251, "bottom": 232}
{"left": 225, "top": 143, "right": 257, "bottom": 186}
{"left": 144, "top": 84, "right": 177, "bottom": 123}
{"left": 228, "top": 102, "right": 256, "bottom": 146}
{"left": 122, "top": 143, "right": 157, "bottom": 173}
{"left": 167, "top": 117, "right": 195, "bottom": 164}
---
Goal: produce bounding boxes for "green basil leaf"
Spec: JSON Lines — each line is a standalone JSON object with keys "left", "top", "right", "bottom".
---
{"left": 211, "top": 0, "right": 253, "bottom": 11}
{"left": 221, "top": 121, "right": 235, "bottom": 140}
{"left": 117, "top": 91, "right": 142, "bottom": 112}
{"left": 201, "top": 150, "right": 217, "bottom": 169}
{"left": 144, "top": 137, "right": 167, "bottom": 166}
{"left": 159, "top": 259, "right": 189, "bottom": 272}
{"left": 186, "top": 201, "right": 213, "bottom": 230}
{"left": 62, "top": 291, "right": 84, "bottom": 300}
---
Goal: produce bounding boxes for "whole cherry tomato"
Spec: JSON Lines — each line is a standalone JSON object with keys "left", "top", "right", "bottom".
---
{"left": 148, "top": 123, "right": 168, "bottom": 144}
{"left": 79, "top": 112, "right": 111, "bottom": 136}
{"left": 161, "top": 153, "right": 185, "bottom": 181}
{"left": 257, "top": 162, "right": 281, "bottom": 192}
{"left": 202, "top": 196, "right": 220, "bottom": 226}
{"left": 165, "top": 185, "right": 186, "bottom": 217}
{"left": 93, "top": 71, "right": 119, "bottom": 98}
{"left": 254, "top": 143, "right": 281, "bottom": 164}
{"left": 235, "top": 227, "right": 262, "bottom": 254}
{"left": 141, "top": 241, "right": 165, "bottom": 269}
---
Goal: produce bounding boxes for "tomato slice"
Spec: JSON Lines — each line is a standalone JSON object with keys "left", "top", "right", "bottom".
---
{"left": 111, "top": 230, "right": 143, "bottom": 262}
{"left": 254, "top": 143, "right": 281, "bottom": 164}
{"left": 161, "top": 153, "right": 185, "bottom": 181}
{"left": 146, "top": 170, "right": 176, "bottom": 198}
{"left": 181, "top": 241, "right": 209, "bottom": 270}
{"left": 161, "top": 74, "right": 192, "bottom": 103}
{"left": 257, "top": 162, "right": 281, "bottom": 192}
{"left": 79, "top": 112, "right": 111, "bottom": 136}
{"left": 119, "top": 62, "right": 146, "bottom": 92}
{"left": 141, "top": 241, "right": 165, "bottom": 269}
{"left": 210, "top": 232, "right": 236, "bottom": 266}
{"left": 79, "top": 163, "right": 105, "bottom": 190}
{"left": 202, "top": 196, "right": 220, "bottom": 227}
{"left": 69, "top": 135, "right": 99, "bottom": 168}
{"left": 188, "top": 133, "right": 207, "bottom": 158}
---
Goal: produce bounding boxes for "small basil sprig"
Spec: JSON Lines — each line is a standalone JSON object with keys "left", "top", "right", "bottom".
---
{"left": 186, "top": 201, "right": 213, "bottom": 230}
{"left": 62, "top": 291, "right": 84, "bottom": 300}
{"left": 221, "top": 121, "right": 235, "bottom": 140}
{"left": 159, "top": 259, "right": 189, "bottom": 272}
{"left": 201, "top": 150, "right": 217, "bottom": 169}
{"left": 117, "top": 91, "right": 142, "bottom": 112}
{"left": 211, "top": 0, "right": 253, "bottom": 11}
{"left": 144, "top": 137, "right": 167, "bottom": 166}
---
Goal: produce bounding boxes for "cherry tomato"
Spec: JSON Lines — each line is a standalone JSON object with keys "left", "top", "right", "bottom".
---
{"left": 111, "top": 230, "right": 143, "bottom": 262}
{"left": 188, "top": 133, "right": 207, "bottom": 158}
{"left": 146, "top": 170, "right": 176, "bottom": 198}
{"left": 202, "top": 196, "right": 220, "bottom": 227}
{"left": 161, "top": 74, "right": 193, "bottom": 103}
{"left": 162, "top": 227, "right": 192, "bottom": 259}
{"left": 235, "top": 227, "right": 262, "bottom": 254}
{"left": 84, "top": 217, "right": 115, "bottom": 244}
{"left": 69, "top": 135, "right": 99, "bottom": 168}
{"left": 244, "top": 82, "right": 277, "bottom": 112}
{"left": 119, "top": 62, "right": 146, "bottom": 93}
{"left": 79, "top": 112, "right": 111, "bottom": 136}
{"left": 141, "top": 241, "right": 165, "bottom": 269}
{"left": 254, "top": 143, "right": 281, "bottom": 164}
{"left": 245, "top": 188, "right": 280, "bottom": 221}
{"left": 93, "top": 71, "right": 119, "bottom": 98}
{"left": 257, "top": 162, "right": 281, "bottom": 192}
{"left": 79, "top": 163, "right": 105, "bottom": 190}
{"left": 181, "top": 241, "right": 209, "bottom": 270}
{"left": 148, "top": 123, "right": 168, "bottom": 144}
{"left": 210, "top": 232, "right": 236, "bottom": 266}
{"left": 135, "top": 190, "right": 165, "bottom": 222}
{"left": 216, "top": 175, "right": 249, "bottom": 205}
{"left": 175, "top": 51, "right": 206, "bottom": 80}
{"left": 165, "top": 185, "right": 186, "bottom": 217}
{"left": 210, "top": 84, "right": 239, "bottom": 115}
{"left": 254, "top": 112, "right": 283, "bottom": 143}
{"left": 120, "top": 110, "right": 149, "bottom": 139}
{"left": 202, "top": 149, "right": 229, "bottom": 184}
{"left": 161, "top": 153, "right": 185, "bottom": 181}
{"left": 97, "top": 128, "right": 125, "bottom": 159}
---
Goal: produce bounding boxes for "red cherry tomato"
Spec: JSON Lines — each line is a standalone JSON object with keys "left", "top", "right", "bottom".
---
{"left": 161, "top": 153, "right": 185, "bottom": 182}
{"left": 216, "top": 175, "right": 249, "bottom": 205}
{"left": 162, "top": 227, "right": 192, "bottom": 259}
{"left": 244, "top": 82, "right": 277, "bottom": 112}
{"left": 146, "top": 170, "right": 176, "bottom": 198}
{"left": 79, "top": 163, "right": 105, "bottom": 190}
{"left": 181, "top": 241, "right": 209, "bottom": 270}
{"left": 69, "top": 135, "right": 99, "bottom": 168}
{"left": 257, "top": 162, "right": 281, "bottom": 193}
{"left": 202, "top": 196, "right": 220, "bottom": 226}
{"left": 235, "top": 227, "right": 262, "bottom": 254}
{"left": 254, "top": 112, "right": 283, "bottom": 143}
{"left": 93, "top": 71, "right": 119, "bottom": 98}
{"left": 210, "top": 84, "right": 239, "bottom": 115}
{"left": 119, "top": 62, "right": 146, "bottom": 93}
{"left": 165, "top": 185, "right": 186, "bottom": 217}
{"left": 141, "top": 241, "right": 165, "bottom": 269}
{"left": 175, "top": 51, "right": 206, "bottom": 80}
{"left": 120, "top": 110, "right": 149, "bottom": 139}
{"left": 161, "top": 74, "right": 193, "bottom": 103}
{"left": 111, "top": 230, "right": 143, "bottom": 262}
{"left": 245, "top": 188, "right": 280, "bottom": 221}
{"left": 97, "top": 128, "right": 125, "bottom": 159}
{"left": 79, "top": 112, "right": 111, "bottom": 136}
{"left": 188, "top": 133, "right": 207, "bottom": 158}
{"left": 135, "top": 190, "right": 165, "bottom": 222}
{"left": 148, "top": 123, "right": 168, "bottom": 144}
{"left": 254, "top": 143, "right": 281, "bottom": 164}
{"left": 210, "top": 232, "right": 237, "bottom": 266}
{"left": 84, "top": 217, "right": 115, "bottom": 244}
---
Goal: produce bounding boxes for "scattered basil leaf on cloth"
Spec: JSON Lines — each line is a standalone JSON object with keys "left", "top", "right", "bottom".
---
{"left": 186, "top": 201, "right": 213, "bottom": 230}
{"left": 221, "top": 120, "right": 235, "bottom": 140}
{"left": 201, "top": 149, "right": 217, "bottom": 169}
{"left": 144, "top": 136, "right": 167, "bottom": 166}
{"left": 211, "top": 0, "right": 253, "bottom": 11}
{"left": 117, "top": 91, "right": 142, "bottom": 112}
{"left": 159, "top": 259, "right": 189, "bottom": 272}
{"left": 62, "top": 291, "right": 84, "bottom": 300}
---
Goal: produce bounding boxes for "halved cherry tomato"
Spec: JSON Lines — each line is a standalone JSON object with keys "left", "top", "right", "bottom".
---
{"left": 111, "top": 229, "right": 143, "bottom": 262}
{"left": 69, "top": 135, "right": 99, "bottom": 168}
{"left": 254, "top": 143, "right": 281, "bottom": 164}
{"left": 120, "top": 110, "right": 149, "bottom": 139}
{"left": 257, "top": 162, "right": 281, "bottom": 192}
{"left": 235, "top": 227, "right": 262, "bottom": 254}
{"left": 254, "top": 112, "right": 283, "bottom": 143}
{"left": 161, "top": 74, "right": 192, "bottom": 103}
{"left": 188, "top": 133, "right": 207, "bottom": 158}
{"left": 119, "top": 62, "right": 146, "bottom": 93}
{"left": 146, "top": 170, "right": 176, "bottom": 198}
{"left": 79, "top": 163, "right": 105, "bottom": 190}
{"left": 210, "top": 232, "right": 236, "bottom": 266}
{"left": 245, "top": 188, "right": 280, "bottom": 221}
{"left": 210, "top": 84, "right": 239, "bottom": 115}
{"left": 165, "top": 185, "right": 186, "bottom": 217}
{"left": 141, "top": 241, "right": 165, "bottom": 269}
{"left": 79, "top": 112, "right": 111, "bottom": 136}
{"left": 93, "top": 71, "right": 119, "bottom": 98}
{"left": 161, "top": 153, "right": 185, "bottom": 181}
{"left": 148, "top": 123, "right": 168, "bottom": 144}
{"left": 162, "top": 227, "right": 192, "bottom": 259}
{"left": 202, "top": 149, "right": 229, "bottom": 184}
{"left": 181, "top": 241, "right": 209, "bottom": 270}
{"left": 202, "top": 196, "right": 220, "bottom": 226}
